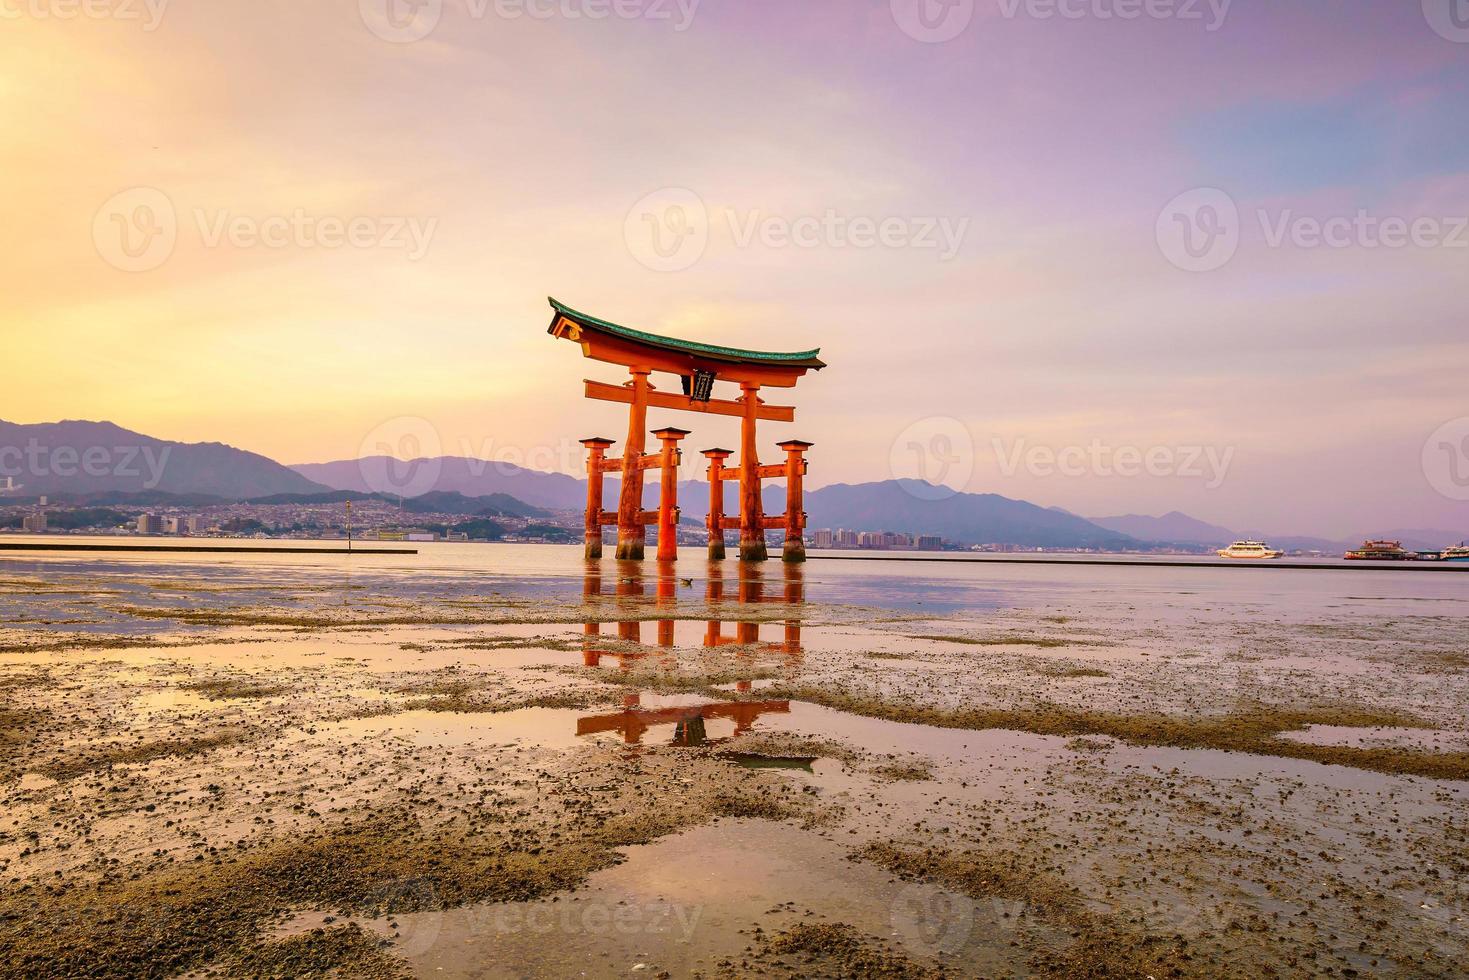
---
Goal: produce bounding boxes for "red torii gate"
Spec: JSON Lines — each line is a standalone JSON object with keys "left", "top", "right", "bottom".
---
{"left": 547, "top": 298, "right": 825, "bottom": 562}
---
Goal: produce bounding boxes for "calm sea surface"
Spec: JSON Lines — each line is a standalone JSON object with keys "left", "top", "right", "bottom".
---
{"left": 2, "top": 537, "right": 1464, "bottom": 617}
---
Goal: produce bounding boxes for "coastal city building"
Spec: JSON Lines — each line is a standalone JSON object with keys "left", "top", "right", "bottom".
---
{"left": 22, "top": 512, "right": 47, "bottom": 533}
{"left": 809, "top": 528, "right": 947, "bottom": 551}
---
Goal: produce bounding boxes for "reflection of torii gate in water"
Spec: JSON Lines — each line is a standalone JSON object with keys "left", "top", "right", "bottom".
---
{"left": 547, "top": 298, "right": 825, "bottom": 563}
{"left": 575, "top": 561, "right": 805, "bottom": 747}
{"left": 575, "top": 699, "right": 792, "bottom": 747}
{"left": 579, "top": 560, "right": 805, "bottom": 662}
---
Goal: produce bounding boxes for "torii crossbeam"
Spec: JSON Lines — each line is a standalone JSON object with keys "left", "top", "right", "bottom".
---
{"left": 547, "top": 297, "right": 825, "bottom": 562}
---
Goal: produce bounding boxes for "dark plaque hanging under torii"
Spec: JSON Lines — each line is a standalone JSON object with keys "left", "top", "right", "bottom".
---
{"left": 682, "top": 370, "right": 717, "bottom": 403}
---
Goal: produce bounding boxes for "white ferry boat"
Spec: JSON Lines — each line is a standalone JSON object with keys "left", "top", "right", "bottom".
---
{"left": 1217, "top": 540, "right": 1283, "bottom": 560}
{"left": 1441, "top": 543, "right": 1469, "bottom": 563}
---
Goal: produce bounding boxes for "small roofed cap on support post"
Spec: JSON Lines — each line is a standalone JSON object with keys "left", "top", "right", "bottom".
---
{"left": 777, "top": 440, "right": 815, "bottom": 451}
{"left": 580, "top": 437, "right": 616, "bottom": 448}
{"left": 652, "top": 427, "right": 692, "bottom": 440}
{"left": 701, "top": 447, "right": 734, "bottom": 457}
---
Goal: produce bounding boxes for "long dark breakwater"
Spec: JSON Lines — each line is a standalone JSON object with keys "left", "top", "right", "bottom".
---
{"left": 809, "top": 554, "right": 1469, "bottom": 572}
{"left": 0, "top": 542, "right": 416, "bottom": 555}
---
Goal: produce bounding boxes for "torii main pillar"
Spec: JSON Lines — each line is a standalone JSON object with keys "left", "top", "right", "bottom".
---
{"left": 615, "top": 369, "right": 652, "bottom": 560}
{"left": 738, "top": 382, "right": 767, "bottom": 563}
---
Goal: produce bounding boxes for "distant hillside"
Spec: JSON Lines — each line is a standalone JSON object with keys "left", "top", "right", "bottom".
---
{"left": 1090, "top": 511, "right": 1236, "bottom": 545}
{"left": 245, "top": 489, "right": 548, "bottom": 518}
{"left": 292, "top": 456, "right": 585, "bottom": 510}
{"left": 399, "top": 491, "right": 549, "bottom": 518}
{"left": 0, "top": 420, "right": 326, "bottom": 498}
{"left": 800, "top": 480, "right": 1138, "bottom": 548}
{"left": 291, "top": 460, "right": 1140, "bottom": 548}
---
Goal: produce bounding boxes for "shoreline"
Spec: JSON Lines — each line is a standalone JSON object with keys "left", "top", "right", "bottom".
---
{"left": 0, "top": 542, "right": 417, "bottom": 555}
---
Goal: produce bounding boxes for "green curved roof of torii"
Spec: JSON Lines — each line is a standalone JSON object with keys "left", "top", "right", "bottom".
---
{"left": 548, "top": 297, "right": 826, "bottom": 369}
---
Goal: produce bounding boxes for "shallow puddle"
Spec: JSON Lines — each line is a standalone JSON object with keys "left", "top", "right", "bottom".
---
{"left": 1277, "top": 723, "right": 1469, "bottom": 751}
{"left": 358, "top": 819, "right": 1035, "bottom": 978}
{"left": 323, "top": 707, "right": 592, "bottom": 751}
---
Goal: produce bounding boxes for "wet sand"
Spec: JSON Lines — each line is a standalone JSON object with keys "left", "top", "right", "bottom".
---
{"left": 1, "top": 545, "right": 1465, "bottom": 977}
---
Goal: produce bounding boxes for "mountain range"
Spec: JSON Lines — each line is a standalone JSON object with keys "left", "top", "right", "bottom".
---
{"left": 0, "top": 420, "right": 324, "bottom": 498}
{"left": 292, "top": 456, "right": 586, "bottom": 510}
{"left": 7, "top": 421, "right": 1465, "bottom": 549}
{"left": 1088, "top": 511, "right": 1238, "bottom": 545}
{"left": 293, "top": 461, "right": 1138, "bottom": 548}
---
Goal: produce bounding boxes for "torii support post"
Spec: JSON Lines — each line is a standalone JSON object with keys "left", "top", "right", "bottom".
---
{"left": 738, "top": 383, "right": 767, "bottom": 562}
{"left": 580, "top": 438, "right": 614, "bottom": 559}
{"left": 653, "top": 428, "right": 689, "bottom": 561}
{"left": 616, "top": 368, "right": 652, "bottom": 560}
{"left": 702, "top": 448, "right": 732, "bottom": 560}
{"left": 778, "top": 440, "right": 813, "bottom": 563}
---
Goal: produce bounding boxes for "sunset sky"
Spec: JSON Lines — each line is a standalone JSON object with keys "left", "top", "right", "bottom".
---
{"left": 3, "top": 0, "right": 1467, "bottom": 537}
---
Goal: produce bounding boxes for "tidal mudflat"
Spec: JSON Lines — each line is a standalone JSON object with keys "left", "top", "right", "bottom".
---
{"left": 1, "top": 545, "right": 1465, "bottom": 978}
